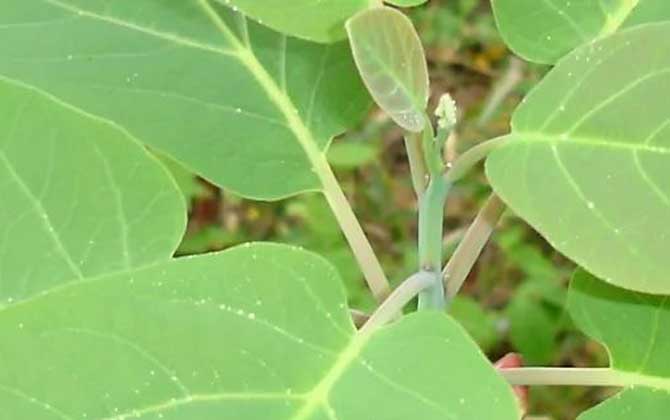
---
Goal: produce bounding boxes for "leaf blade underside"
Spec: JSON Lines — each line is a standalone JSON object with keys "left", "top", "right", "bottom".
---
{"left": 346, "top": 7, "right": 429, "bottom": 132}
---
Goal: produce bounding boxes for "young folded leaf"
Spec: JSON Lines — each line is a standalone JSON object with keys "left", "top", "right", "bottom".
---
{"left": 487, "top": 23, "right": 670, "bottom": 295}
{"left": 0, "top": 79, "right": 520, "bottom": 420}
{"left": 0, "top": 0, "right": 370, "bottom": 200}
{"left": 492, "top": 0, "right": 670, "bottom": 64}
{"left": 569, "top": 270, "right": 670, "bottom": 419}
{"left": 347, "top": 7, "right": 430, "bottom": 132}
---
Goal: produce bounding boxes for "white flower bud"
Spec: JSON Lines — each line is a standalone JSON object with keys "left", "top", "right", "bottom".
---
{"left": 435, "top": 93, "right": 458, "bottom": 129}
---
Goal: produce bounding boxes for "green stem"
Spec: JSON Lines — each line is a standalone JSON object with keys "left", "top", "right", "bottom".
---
{"left": 444, "top": 193, "right": 505, "bottom": 300}
{"left": 500, "top": 367, "right": 670, "bottom": 388}
{"left": 422, "top": 115, "right": 444, "bottom": 176}
{"left": 417, "top": 177, "right": 450, "bottom": 310}
{"left": 444, "top": 136, "right": 507, "bottom": 183}
{"left": 360, "top": 271, "right": 434, "bottom": 334}
{"left": 403, "top": 132, "right": 428, "bottom": 199}
{"left": 319, "top": 159, "right": 392, "bottom": 302}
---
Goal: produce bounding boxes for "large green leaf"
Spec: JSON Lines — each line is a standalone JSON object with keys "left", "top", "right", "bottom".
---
{"left": 0, "top": 78, "right": 186, "bottom": 301}
{"left": 486, "top": 23, "right": 670, "bottom": 295}
{"left": 568, "top": 270, "right": 670, "bottom": 419}
{"left": 347, "top": 7, "right": 429, "bottom": 132}
{"left": 212, "top": 0, "right": 369, "bottom": 43}
{"left": 0, "top": 79, "right": 520, "bottom": 419}
{"left": 492, "top": 0, "right": 670, "bottom": 64}
{"left": 0, "top": 0, "right": 370, "bottom": 200}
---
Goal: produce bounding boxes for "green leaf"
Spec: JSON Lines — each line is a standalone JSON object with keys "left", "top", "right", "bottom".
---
{"left": 579, "top": 388, "right": 670, "bottom": 420}
{"left": 214, "top": 0, "right": 369, "bottom": 43}
{"left": 507, "top": 286, "right": 559, "bottom": 364}
{"left": 569, "top": 270, "right": 670, "bottom": 419}
{"left": 0, "top": 78, "right": 186, "bottom": 298}
{"left": 327, "top": 140, "right": 379, "bottom": 169}
{"left": 450, "top": 296, "right": 500, "bottom": 353}
{"left": 0, "top": 79, "right": 520, "bottom": 420}
{"left": 0, "top": 0, "right": 370, "bottom": 200}
{"left": 492, "top": 0, "right": 670, "bottom": 64}
{"left": 156, "top": 153, "right": 210, "bottom": 209}
{"left": 347, "top": 7, "right": 430, "bottom": 132}
{"left": 486, "top": 23, "right": 670, "bottom": 295}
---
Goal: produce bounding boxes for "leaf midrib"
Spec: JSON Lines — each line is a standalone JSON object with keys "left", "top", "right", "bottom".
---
{"left": 511, "top": 131, "right": 670, "bottom": 155}
{"left": 599, "top": 0, "right": 640, "bottom": 37}
{"left": 12, "top": 3, "right": 379, "bottom": 419}
{"left": 43, "top": 0, "right": 330, "bottom": 187}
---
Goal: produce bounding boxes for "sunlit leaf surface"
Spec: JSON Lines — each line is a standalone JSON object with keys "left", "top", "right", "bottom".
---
{"left": 0, "top": 79, "right": 519, "bottom": 420}
{"left": 487, "top": 23, "right": 670, "bottom": 294}
{"left": 492, "top": 0, "right": 670, "bottom": 64}
{"left": 0, "top": 0, "right": 370, "bottom": 200}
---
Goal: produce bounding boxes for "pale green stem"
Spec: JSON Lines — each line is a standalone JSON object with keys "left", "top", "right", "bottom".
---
{"left": 500, "top": 368, "right": 654, "bottom": 388}
{"left": 319, "top": 160, "right": 392, "bottom": 302}
{"left": 403, "top": 132, "right": 428, "bottom": 199}
{"left": 445, "top": 193, "right": 505, "bottom": 299}
{"left": 360, "top": 271, "right": 434, "bottom": 335}
{"left": 444, "top": 136, "right": 507, "bottom": 183}
{"left": 417, "top": 177, "right": 450, "bottom": 310}
{"left": 422, "top": 115, "right": 444, "bottom": 176}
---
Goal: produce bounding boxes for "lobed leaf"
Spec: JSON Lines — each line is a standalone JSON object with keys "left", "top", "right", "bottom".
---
{"left": 347, "top": 7, "right": 430, "bottom": 132}
{"left": 569, "top": 270, "right": 670, "bottom": 419}
{"left": 487, "top": 23, "right": 670, "bottom": 295}
{"left": 0, "top": 0, "right": 370, "bottom": 200}
{"left": 0, "top": 79, "right": 520, "bottom": 419}
{"left": 492, "top": 0, "right": 670, "bottom": 64}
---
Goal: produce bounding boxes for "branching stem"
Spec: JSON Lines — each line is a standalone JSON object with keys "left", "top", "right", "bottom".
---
{"left": 417, "top": 177, "right": 450, "bottom": 309}
{"left": 360, "top": 271, "right": 434, "bottom": 335}
{"left": 444, "top": 136, "right": 507, "bottom": 183}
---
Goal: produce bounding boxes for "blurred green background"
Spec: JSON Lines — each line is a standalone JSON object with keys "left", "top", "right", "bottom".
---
{"left": 164, "top": 1, "right": 614, "bottom": 418}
